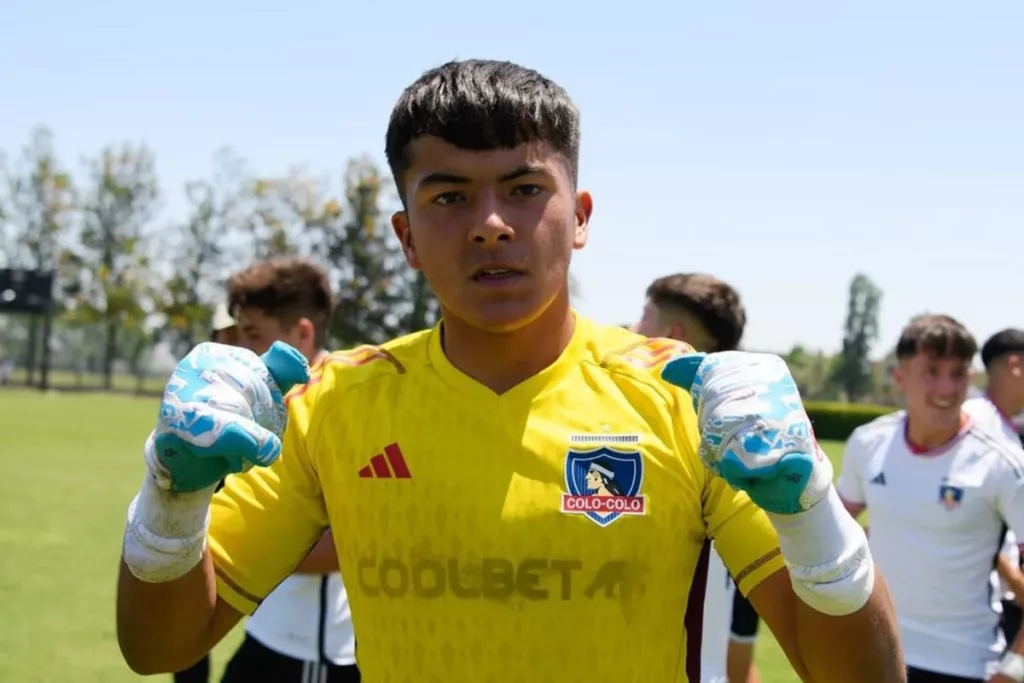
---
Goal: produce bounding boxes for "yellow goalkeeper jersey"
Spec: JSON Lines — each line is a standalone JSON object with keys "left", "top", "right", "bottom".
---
{"left": 209, "top": 314, "right": 784, "bottom": 682}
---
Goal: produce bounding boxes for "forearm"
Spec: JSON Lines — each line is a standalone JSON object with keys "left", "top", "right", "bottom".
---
{"left": 769, "top": 488, "right": 904, "bottom": 682}
{"left": 116, "top": 551, "right": 219, "bottom": 674}
{"left": 793, "top": 573, "right": 903, "bottom": 682}
{"left": 117, "top": 473, "right": 228, "bottom": 673}
{"left": 293, "top": 531, "right": 338, "bottom": 574}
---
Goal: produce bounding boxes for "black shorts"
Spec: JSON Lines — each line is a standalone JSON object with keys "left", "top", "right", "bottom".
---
{"left": 221, "top": 635, "right": 361, "bottom": 683}
{"left": 905, "top": 666, "right": 982, "bottom": 683}
{"left": 730, "top": 590, "right": 760, "bottom": 642}
{"left": 1004, "top": 599, "right": 1023, "bottom": 647}
{"left": 174, "top": 654, "right": 210, "bottom": 683}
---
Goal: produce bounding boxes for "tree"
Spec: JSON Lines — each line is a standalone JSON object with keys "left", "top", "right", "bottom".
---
{"left": 316, "top": 157, "right": 439, "bottom": 345}
{"left": 241, "top": 167, "right": 322, "bottom": 260}
{"left": 835, "top": 273, "right": 882, "bottom": 402}
{"left": 157, "top": 149, "right": 247, "bottom": 355}
{"left": 64, "top": 142, "right": 160, "bottom": 389}
{"left": 0, "top": 126, "right": 76, "bottom": 383}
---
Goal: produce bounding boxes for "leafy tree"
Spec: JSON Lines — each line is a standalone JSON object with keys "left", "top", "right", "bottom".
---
{"left": 834, "top": 273, "right": 883, "bottom": 402}
{"left": 0, "top": 126, "right": 76, "bottom": 383}
{"left": 318, "top": 157, "right": 439, "bottom": 346}
{"left": 64, "top": 143, "right": 160, "bottom": 389}
{"left": 158, "top": 149, "right": 248, "bottom": 355}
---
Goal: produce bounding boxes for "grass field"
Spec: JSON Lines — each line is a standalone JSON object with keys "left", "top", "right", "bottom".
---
{"left": 0, "top": 388, "right": 848, "bottom": 682}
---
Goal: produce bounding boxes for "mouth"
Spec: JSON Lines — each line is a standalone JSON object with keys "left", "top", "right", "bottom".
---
{"left": 471, "top": 265, "right": 527, "bottom": 283}
{"left": 928, "top": 398, "right": 957, "bottom": 410}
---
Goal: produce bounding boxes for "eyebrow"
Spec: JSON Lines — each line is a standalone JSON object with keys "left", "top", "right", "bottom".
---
{"left": 418, "top": 164, "right": 548, "bottom": 187}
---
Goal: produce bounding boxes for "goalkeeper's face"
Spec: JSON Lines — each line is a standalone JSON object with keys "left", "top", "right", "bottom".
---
{"left": 391, "top": 137, "right": 593, "bottom": 333}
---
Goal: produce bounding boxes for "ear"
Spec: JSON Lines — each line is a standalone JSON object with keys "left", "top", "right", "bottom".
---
{"left": 1009, "top": 354, "right": 1023, "bottom": 378}
{"left": 391, "top": 210, "right": 421, "bottom": 270}
{"left": 295, "top": 318, "right": 316, "bottom": 350}
{"left": 573, "top": 190, "right": 593, "bottom": 250}
{"left": 892, "top": 364, "right": 905, "bottom": 389}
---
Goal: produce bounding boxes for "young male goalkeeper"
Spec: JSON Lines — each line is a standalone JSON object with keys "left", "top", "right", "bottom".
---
{"left": 116, "top": 59, "right": 904, "bottom": 682}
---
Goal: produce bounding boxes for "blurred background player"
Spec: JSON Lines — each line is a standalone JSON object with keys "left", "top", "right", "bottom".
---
{"left": 837, "top": 314, "right": 1024, "bottom": 683}
{"left": 965, "top": 329, "right": 1024, "bottom": 649}
{"left": 219, "top": 257, "right": 360, "bottom": 683}
{"left": 634, "top": 272, "right": 761, "bottom": 683}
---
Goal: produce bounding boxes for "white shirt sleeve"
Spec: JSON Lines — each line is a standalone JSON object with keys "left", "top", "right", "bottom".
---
{"left": 836, "top": 428, "right": 869, "bottom": 506}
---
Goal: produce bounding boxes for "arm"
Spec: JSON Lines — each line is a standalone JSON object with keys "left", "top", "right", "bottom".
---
{"left": 997, "top": 553, "right": 1024, "bottom": 606}
{"left": 726, "top": 591, "right": 762, "bottom": 683}
{"left": 293, "top": 530, "right": 339, "bottom": 574}
{"left": 990, "top": 450, "right": 1024, "bottom": 683}
{"left": 748, "top": 564, "right": 901, "bottom": 683}
{"left": 117, "top": 550, "right": 243, "bottom": 674}
{"left": 117, "top": 380, "right": 329, "bottom": 674}
{"left": 710, "top": 473, "right": 903, "bottom": 682}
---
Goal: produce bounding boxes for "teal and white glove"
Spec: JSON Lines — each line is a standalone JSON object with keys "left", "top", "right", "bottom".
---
{"left": 661, "top": 350, "right": 832, "bottom": 515}
{"left": 151, "top": 340, "right": 309, "bottom": 493}
{"left": 124, "top": 341, "right": 309, "bottom": 582}
{"left": 662, "top": 350, "right": 874, "bottom": 617}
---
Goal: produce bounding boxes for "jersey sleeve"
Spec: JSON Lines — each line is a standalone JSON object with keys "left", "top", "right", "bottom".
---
{"left": 704, "top": 473, "right": 786, "bottom": 596}
{"left": 670, "top": 381, "right": 785, "bottom": 597}
{"left": 207, "top": 376, "right": 331, "bottom": 616}
{"left": 835, "top": 429, "right": 869, "bottom": 506}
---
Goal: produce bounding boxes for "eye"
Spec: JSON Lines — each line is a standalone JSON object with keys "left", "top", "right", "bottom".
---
{"left": 512, "top": 184, "right": 543, "bottom": 197}
{"left": 432, "top": 191, "right": 465, "bottom": 206}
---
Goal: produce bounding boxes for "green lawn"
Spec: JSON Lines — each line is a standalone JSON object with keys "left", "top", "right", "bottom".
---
{"left": 0, "top": 388, "right": 847, "bottom": 682}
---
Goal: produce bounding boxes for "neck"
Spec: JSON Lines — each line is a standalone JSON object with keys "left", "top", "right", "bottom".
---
{"left": 905, "top": 412, "right": 967, "bottom": 451}
{"left": 440, "top": 295, "right": 575, "bottom": 395}
{"left": 987, "top": 383, "right": 1023, "bottom": 420}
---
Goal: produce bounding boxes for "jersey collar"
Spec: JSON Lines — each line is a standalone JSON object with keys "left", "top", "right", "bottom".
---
{"left": 427, "top": 311, "right": 590, "bottom": 408}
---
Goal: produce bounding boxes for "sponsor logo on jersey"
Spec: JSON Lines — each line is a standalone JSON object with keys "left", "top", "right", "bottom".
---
{"left": 560, "top": 446, "right": 646, "bottom": 527}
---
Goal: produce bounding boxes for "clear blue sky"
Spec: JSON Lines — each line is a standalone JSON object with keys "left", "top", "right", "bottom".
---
{"left": 2, "top": 0, "right": 1021, "bottom": 358}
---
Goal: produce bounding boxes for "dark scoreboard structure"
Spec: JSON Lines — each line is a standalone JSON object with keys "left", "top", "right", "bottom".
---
{"left": 0, "top": 268, "right": 55, "bottom": 314}
{"left": 0, "top": 268, "right": 56, "bottom": 389}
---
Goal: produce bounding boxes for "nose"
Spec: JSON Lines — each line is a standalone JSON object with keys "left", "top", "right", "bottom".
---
{"left": 468, "top": 191, "right": 515, "bottom": 244}
{"left": 934, "top": 374, "right": 960, "bottom": 397}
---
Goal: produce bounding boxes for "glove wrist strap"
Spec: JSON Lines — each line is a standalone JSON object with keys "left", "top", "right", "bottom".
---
{"left": 767, "top": 486, "right": 875, "bottom": 616}
{"left": 122, "top": 474, "right": 215, "bottom": 583}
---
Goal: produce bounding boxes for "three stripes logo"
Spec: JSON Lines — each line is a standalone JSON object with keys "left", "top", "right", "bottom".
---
{"left": 358, "top": 443, "right": 411, "bottom": 479}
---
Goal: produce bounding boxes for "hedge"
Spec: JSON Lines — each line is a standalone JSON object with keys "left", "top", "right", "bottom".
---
{"left": 804, "top": 401, "right": 896, "bottom": 441}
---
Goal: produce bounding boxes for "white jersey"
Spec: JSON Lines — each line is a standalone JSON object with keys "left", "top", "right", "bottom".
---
{"left": 700, "top": 542, "right": 732, "bottom": 683}
{"left": 965, "top": 396, "right": 1024, "bottom": 600}
{"left": 836, "top": 411, "right": 1024, "bottom": 679}
{"left": 245, "top": 571, "right": 355, "bottom": 666}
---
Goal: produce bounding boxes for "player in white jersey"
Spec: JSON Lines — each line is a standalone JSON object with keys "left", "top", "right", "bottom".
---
{"left": 220, "top": 259, "right": 359, "bottom": 683}
{"left": 635, "top": 273, "right": 761, "bottom": 683}
{"left": 965, "top": 329, "right": 1024, "bottom": 650}
{"left": 837, "top": 314, "right": 1024, "bottom": 683}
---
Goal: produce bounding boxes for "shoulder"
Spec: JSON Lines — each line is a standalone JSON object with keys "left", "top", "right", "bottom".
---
{"left": 287, "top": 329, "right": 431, "bottom": 408}
{"left": 964, "top": 421, "right": 1024, "bottom": 475}
{"left": 846, "top": 411, "right": 904, "bottom": 452}
{"left": 963, "top": 397, "right": 998, "bottom": 425}
{"left": 580, "top": 320, "right": 695, "bottom": 393}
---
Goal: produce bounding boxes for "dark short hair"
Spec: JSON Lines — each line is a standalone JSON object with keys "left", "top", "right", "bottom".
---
{"left": 385, "top": 59, "right": 581, "bottom": 200}
{"left": 646, "top": 273, "right": 746, "bottom": 352}
{"left": 981, "top": 328, "right": 1024, "bottom": 369}
{"left": 228, "top": 257, "right": 334, "bottom": 348}
{"left": 894, "top": 314, "right": 976, "bottom": 361}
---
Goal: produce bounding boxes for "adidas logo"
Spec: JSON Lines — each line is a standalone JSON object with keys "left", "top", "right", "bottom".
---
{"left": 870, "top": 472, "right": 886, "bottom": 486}
{"left": 358, "top": 443, "right": 411, "bottom": 479}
